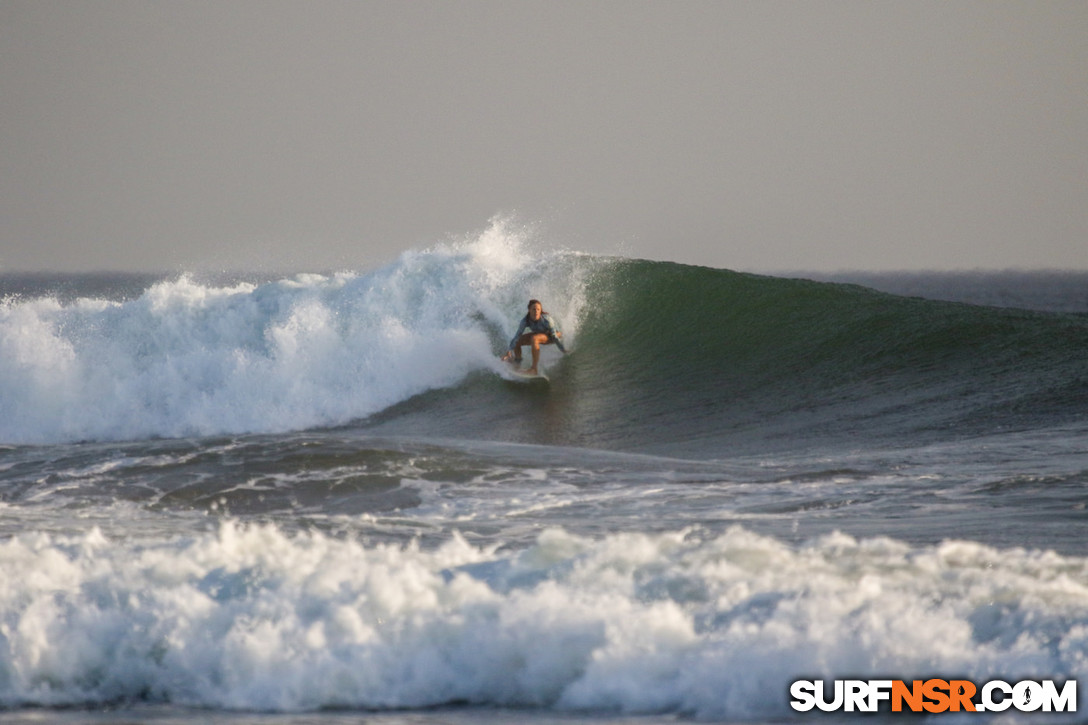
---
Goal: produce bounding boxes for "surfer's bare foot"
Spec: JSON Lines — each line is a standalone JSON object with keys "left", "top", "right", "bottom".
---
{"left": 525, "top": 368, "right": 538, "bottom": 375}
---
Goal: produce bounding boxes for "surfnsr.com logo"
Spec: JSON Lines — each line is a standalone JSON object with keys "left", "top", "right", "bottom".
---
{"left": 790, "top": 679, "right": 1077, "bottom": 714}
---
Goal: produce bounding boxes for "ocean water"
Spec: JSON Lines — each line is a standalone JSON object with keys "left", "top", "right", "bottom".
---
{"left": 1, "top": 222, "right": 1087, "bottom": 723}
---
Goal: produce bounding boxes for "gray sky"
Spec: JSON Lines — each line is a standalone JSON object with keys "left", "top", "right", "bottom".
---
{"left": 2, "top": 1, "right": 1086, "bottom": 273}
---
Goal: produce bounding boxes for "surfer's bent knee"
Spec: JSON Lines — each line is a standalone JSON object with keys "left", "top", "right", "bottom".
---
{"left": 517, "top": 333, "right": 550, "bottom": 349}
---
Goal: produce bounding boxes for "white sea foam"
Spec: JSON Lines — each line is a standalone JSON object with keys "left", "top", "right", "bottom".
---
{"left": 0, "top": 219, "right": 587, "bottom": 444}
{"left": 0, "top": 523, "right": 1084, "bottom": 719}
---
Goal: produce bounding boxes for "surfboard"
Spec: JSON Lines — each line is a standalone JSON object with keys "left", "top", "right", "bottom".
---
{"left": 496, "top": 360, "right": 549, "bottom": 383}
{"left": 506, "top": 369, "right": 549, "bottom": 383}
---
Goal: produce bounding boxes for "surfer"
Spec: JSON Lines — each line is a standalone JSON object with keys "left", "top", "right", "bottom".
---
{"left": 500, "top": 299, "right": 566, "bottom": 375}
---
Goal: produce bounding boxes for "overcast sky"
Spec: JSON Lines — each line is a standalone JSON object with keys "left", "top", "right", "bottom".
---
{"left": 2, "top": 1, "right": 1085, "bottom": 273}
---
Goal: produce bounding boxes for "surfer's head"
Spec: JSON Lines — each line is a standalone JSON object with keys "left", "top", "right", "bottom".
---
{"left": 527, "top": 299, "right": 543, "bottom": 320}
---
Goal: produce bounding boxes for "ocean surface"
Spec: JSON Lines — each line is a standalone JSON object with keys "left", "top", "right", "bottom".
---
{"left": 2, "top": 224, "right": 1087, "bottom": 723}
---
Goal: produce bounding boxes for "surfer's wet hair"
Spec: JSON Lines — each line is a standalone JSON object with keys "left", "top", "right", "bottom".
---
{"left": 528, "top": 299, "right": 542, "bottom": 309}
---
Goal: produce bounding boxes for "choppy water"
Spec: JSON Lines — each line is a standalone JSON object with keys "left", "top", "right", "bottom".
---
{"left": 2, "top": 222, "right": 1086, "bottom": 722}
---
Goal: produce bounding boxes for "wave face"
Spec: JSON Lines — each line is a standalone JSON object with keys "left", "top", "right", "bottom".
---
{"left": 549, "top": 260, "right": 1088, "bottom": 455}
{"left": 3, "top": 222, "right": 1086, "bottom": 454}
{"left": 353, "top": 256, "right": 1088, "bottom": 457}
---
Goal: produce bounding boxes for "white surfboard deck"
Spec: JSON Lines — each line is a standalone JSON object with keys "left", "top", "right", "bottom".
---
{"left": 496, "top": 362, "right": 549, "bottom": 383}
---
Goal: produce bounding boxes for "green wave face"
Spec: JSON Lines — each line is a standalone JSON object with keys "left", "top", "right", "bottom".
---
{"left": 3, "top": 253, "right": 1083, "bottom": 454}
{"left": 563, "top": 259, "right": 1088, "bottom": 455}
{"left": 369, "top": 257, "right": 1087, "bottom": 457}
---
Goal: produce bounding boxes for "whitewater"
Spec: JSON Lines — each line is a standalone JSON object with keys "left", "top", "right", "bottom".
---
{"left": 0, "top": 224, "right": 594, "bottom": 445}
{"left": 1, "top": 221, "right": 1087, "bottom": 724}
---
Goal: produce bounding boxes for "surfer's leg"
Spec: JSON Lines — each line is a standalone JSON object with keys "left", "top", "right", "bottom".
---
{"left": 513, "top": 333, "right": 532, "bottom": 363}
{"left": 524, "top": 333, "right": 550, "bottom": 375}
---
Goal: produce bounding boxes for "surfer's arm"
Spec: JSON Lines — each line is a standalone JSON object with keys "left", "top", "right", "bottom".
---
{"left": 542, "top": 314, "right": 567, "bottom": 352}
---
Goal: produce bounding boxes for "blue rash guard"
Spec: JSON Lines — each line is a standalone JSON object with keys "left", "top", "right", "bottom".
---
{"left": 508, "top": 312, "right": 567, "bottom": 353}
